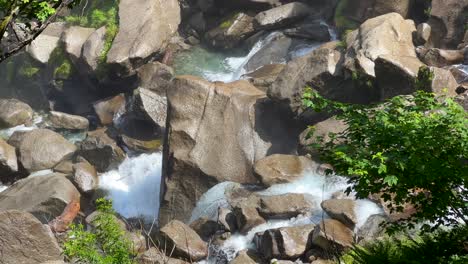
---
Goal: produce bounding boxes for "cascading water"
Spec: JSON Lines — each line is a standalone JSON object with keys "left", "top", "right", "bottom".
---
{"left": 98, "top": 152, "right": 163, "bottom": 222}
{"left": 191, "top": 172, "right": 383, "bottom": 263}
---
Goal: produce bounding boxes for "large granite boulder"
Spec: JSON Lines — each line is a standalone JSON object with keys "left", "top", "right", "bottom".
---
{"left": 159, "top": 220, "right": 208, "bottom": 261}
{"left": 417, "top": 47, "right": 465, "bottom": 67}
{"left": 233, "top": 203, "right": 266, "bottom": 234}
{"left": 205, "top": 12, "right": 255, "bottom": 49}
{"left": 311, "top": 219, "right": 354, "bottom": 251}
{"left": 81, "top": 26, "right": 107, "bottom": 73}
{"left": 78, "top": 128, "right": 125, "bottom": 172}
{"left": 93, "top": 94, "right": 126, "bottom": 126}
{"left": 254, "top": 2, "right": 312, "bottom": 30}
{"left": 72, "top": 157, "right": 98, "bottom": 193}
{"left": 261, "top": 225, "right": 315, "bottom": 259}
{"left": 131, "top": 88, "right": 167, "bottom": 129}
{"left": 0, "top": 138, "right": 18, "bottom": 179}
{"left": 47, "top": 111, "right": 89, "bottom": 130}
{"left": 428, "top": 0, "right": 468, "bottom": 49}
{"left": 321, "top": 199, "right": 357, "bottom": 229}
{"left": 62, "top": 26, "right": 95, "bottom": 62}
{"left": 137, "top": 62, "right": 174, "bottom": 94}
{"left": 26, "top": 22, "right": 67, "bottom": 64}
{"left": 160, "top": 76, "right": 299, "bottom": 225}
{"left": 298, "top": 116, "right": 347, "bottom": 156}
{"left": 138, "top": 247, "right": 189, "bottom": 264}
{"left": 18, "top": 129, "right": 77, "bottom": 172}
{"left": 106, "top": 0, "right": 181, "bottom": 75}
{"left": 254, "top": 154, "right": 318, "bottom": 187}
{"left": 0, "top": 210, "right": 63, "bottom": 264}
{"left": 258, "top": 193, "right": 315, "bottom": 219}
{"left": 0, "top": 99, "right": 34, "bottom": 128}
{"left": 0, "top": 173, "right": 80, "bottom": 222}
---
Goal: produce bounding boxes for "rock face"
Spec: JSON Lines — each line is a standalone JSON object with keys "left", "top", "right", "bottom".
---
{"left": 18, "top": 129, "right": 77, "bottom": 172}
{"left": 254, "top": 2, "right": 311, "bottom": 30}
{"left": 428, "top": 0, "right": 468, "bottom": 49}
{"left": 93, "top": 94, "right": 126, "bottom": 126}
{"left": 261, "top": 225, "right": 315, "bottom": 259}
{"left": 159, "top": 220, "right": 208, "bottom": 261}
{"left": 47, "top": 111, "right": 89, "bottom": 130}
{"left": 254, "top": 154, "right": 318, "bottom": 187}
{"left": 258, "top": 193, "right": 314, "bottom": 219}
{"left": 344, "top": 13, "right": 418, "bottom": 77}
{"left": 0, "top": 173, "right": 80, "bottom": 222}
{"left": 78, "top": 128, "right": 125, "bottom": 172}
{"left": 321, "top": 199, "right": 357, "bottom": 229}
{"left": 106, "top": 0, "right": 181, "bottom": 74}
{"left": 0, "top": 138, "right": 18, "bottom": 178}
{"left": 311, "top": 219, "right": 353, "bottom": 251}
{"left": 160, "top": 76, "right": 299, "bottom": 225}
{"left": 0, "top": 99, "right": 34, "bottom": 128}
{"left": 0, "top": 210, "right": 62, "bottom": 264}
{"left": 205, "top": 12, "right": 255, "bottom": 49}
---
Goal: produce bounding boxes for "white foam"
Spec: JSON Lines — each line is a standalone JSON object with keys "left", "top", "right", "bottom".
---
{"left": 99, "top": 152, "right": 163, "bottom": 221}
{"left": 0, "top": 115, "right": 43, "bottom": 140}
{"left": 0, "top": 184, "right": 7, "bottom": 193}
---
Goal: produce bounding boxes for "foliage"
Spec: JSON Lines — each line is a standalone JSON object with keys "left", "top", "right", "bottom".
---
{"left": 54, "top": 59, "right": 71, "bottom": 78}
{"left": 63, "top": 198, "right": 136, "bottom": 264}
{"left": 303, "top": 67, "right": 468, "bottom": 233}
{"left": 342, "top": 225, "right": 468, "bottom": 263}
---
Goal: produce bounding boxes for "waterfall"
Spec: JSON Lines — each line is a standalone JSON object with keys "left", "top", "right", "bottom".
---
{"left": 98, "top": 152, "right": 163, "bottom": 222}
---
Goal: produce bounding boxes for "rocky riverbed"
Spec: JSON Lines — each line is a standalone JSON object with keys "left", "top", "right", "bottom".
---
{"left": 0, "top": 0, "right": 467, "bottom": 263}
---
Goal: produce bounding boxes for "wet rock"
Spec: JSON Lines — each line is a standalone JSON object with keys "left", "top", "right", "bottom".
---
{"left": 321, "top": 199, "right": 357, "bottom": 229}
{"left": 132, "top": 88, "right": 167, "bottom": 129}
{"left": 47, "top": 111, "right": 89, "bottom": 130}
{"left": 62, "top": 26, "right": 95, "bottom": 62}
{"left": 27, "top": 22, "right": 67, "bottom": 64}
{"left": 138, "top": 247, "right": 189, "bottom": 264}
{"left": 218, "top": 207, "right": 238, "bottom": 232}
{"left": 245, "top": 33, "right": 292, "bottom": 72}
{"left": 81, "top": 26, "right": 106, "bottom": 73}
{"left": 417, "top": 47, "right": 465, "bottom": 67}
{"left": 415, "top": 23, "right": 431, "bottom": 46}
{"left": 262, "top": 225, "right": 315, "bottom": 259}
{"left": 0, "top": 173, "right": 80, "bottom": 222}
{"left": 311, "top": 219, "right": 353, "bottom": 251}
{"left": 450, "top": 65, "right": 468, "bottom": 84}
{"left": 93, "top": 94, "right": 126, "bottom": 126}
{"left": 258, "top": 193, "right": 314, "bottom": 219}
{"left": 72, "top": 157, "right": 98, "bottom": 193}
{"left": 159, "top": 220, "right": 208, "bottom": 261}
{"left": 344, "top": 13, "right": 418, "bottom": 77}
{"left": 244, "top": 64, "right": 285, "bottom": 91}
{"left": 205, "top": 12, "right": 255, "bottom": 49}
{"left": 427, "top": 0, "right": 468, "bottom": 49}
{"left": 234, "top": 204, "right": 266, "bottom": 234}
{"left": 284, "top": 21, "right": 331, "bottom": 42}
{"left": 106, "top": 0, "right": 181, "bottom": 75}
{"left": 254, "top": 154, "right": 318, "bottom": 187}
{"left": 254, "top": 2, "right": 312, "bottom": 30}
{"left": 0, "top": 138, "right": 18, "bottom": 178}
{"left": 230, "top": 250, "right": 257, "bottom": 264}
{"left": 298, "top": 117, "right": 347, "bottom": 156}
{"left": 137, "top": 62, "right": 174, "bottom": 94}
{"left": 0, "top": 210, "right": 63, "bottom": 264}
{"left": 78, "top": 128, "right": 125, "bottom": 172}
{"left": 121, "top": 135, "right": 161, "bottom": 153}
{"left": 357, "top": 214, "right": 387, "bottom": 243}
{"left": 190, "top": 217, "right": 221, "bottom": 241}
{"left": 160, "top": 76, "right": 299, "bottom": 225}
{"left": 18, "top": 129, "right": 77, "bottom": 172}
{"left": 0, "top": 99, "right": 34, "bottom": 128}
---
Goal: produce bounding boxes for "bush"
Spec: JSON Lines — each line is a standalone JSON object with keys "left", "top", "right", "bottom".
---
{"left": 303, "top": 66, "right": 468, "bottom": 233}
{"left": 63, "top": 198, "right": 136, "bottom": 264}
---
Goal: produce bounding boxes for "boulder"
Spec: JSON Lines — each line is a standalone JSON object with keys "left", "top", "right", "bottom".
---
{"left": 138, "top": 247, "right": 189, "bottom": 264}
{"left": 72, "top": 157, "right": 98, "bottom": 193}
{"left": 93, "top": 94, "right": 126, "bottom": 126}
{"left": 61, "top": 26, "right": 95, "bottom": 62}
{"left": 0, "top": 138, "right": 18, "bottom": 178}
{"left": 0, "top": 99, "right": 34, "bottom": 128}
{"left": 121, "top": 135, "right": 162, "bottom": 153}
{"left": 78, "top": 128, "right": 125, "bottom": 172}
{"left": 427, "top": 0, "right": 468, "bottom": 49}
{"left": 159, "top": 220, "right": 208, "bottom": 261}
{"left": 205, "top": 12, "right": 255, "bottom": 49}
{"left": 244, "top": 64, "right": 285, "bottom": 91}
{"left": 254, "top": 2, "right": 312, "bottom": 30}
{"left": 47, "top": 111, "right": 89, "bottom": 130}
{"left": 53, "top": 159, "right": 74, "bottom": 174}
{"left": 132, "top": 88, "right": 167, "bottom": 129}
{"left": 0, "top": 173, "right": 80, "bottom": 222}
{"left": 258, "top": 193, "right": 314, "bottom": 219}
{"left": 160, "top": 76, "right": 299, "bottom": 225}
{"left": 230, "top": 250, "right": 257, "bottom": 264}
{"left": 244, "top": 33, "right": 292, "bottom": 72}
{"left": 430, "top": 66, "right": 459, "bottom": 96}
{"left": 311, "top": 219, "right": 353, "bottom": 251}
{"left": 344, "top": 13, "right": 418, "bottom": 77}
{"left": 233, "top": 203, "right": 266, "bottom": 234}
{"left": 455, "top": 91, "right": 468, "bottom": 111}
{"left": 261, "top": 225, "right": 315, "bottom": 259}
{"left": 137, "top": 62, "right": 174, "bottom": 94}
{"left": 284, "top": 21, "right": 331, "bottom": 42}
{"left": 218, "top": 207, "right": 237, "bottom": 232}
{"left": 321, "top": 199, "right": 357, "bottom": 229}
{"left": 18, "top": 129, "right": 77, "bottom": 172}
{"left": 357, "top": 214, "right": 387, "bottom": 243}
{"left": 189, "top": 217, "right": 221, "bottom": 241}
{"left": 254, "top": 154, "right": 318, "bottom": 187}
{"left": 417, "top": 47, "right": 465, "bottom": 67}
{"left": 81, "top": 26, "right": 106, "bottom": 73}
{"left": 298, "top": 116, "right": 347, "bottom": 156}
{"left": 27, "top": 22, "right": 67, "bottom": 64}
{"left": 415, "top": 23, "right": 431, "bottom": 46}
{"left": 106, "top": 0, "right": 181, "bottom": 75}
{"left": 0, "top": 210, "right": 62, "bottom": 264}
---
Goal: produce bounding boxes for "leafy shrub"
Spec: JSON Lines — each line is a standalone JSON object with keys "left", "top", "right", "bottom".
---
{"left": 63, "top": 198, "right": 136, "bottom": 264}
{"left": 303, "top": 67, "right": 468, "bottom": 233}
